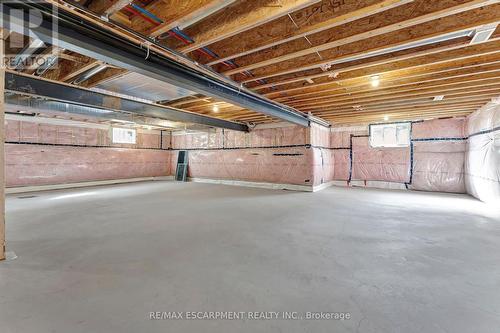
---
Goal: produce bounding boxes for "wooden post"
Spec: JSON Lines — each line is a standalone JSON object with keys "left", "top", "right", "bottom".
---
{"left": 0, "top": 29, "right": 5, "bottom": 261}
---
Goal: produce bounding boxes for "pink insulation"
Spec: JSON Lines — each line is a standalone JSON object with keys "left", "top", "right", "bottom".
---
{"left": 177, "top": 148, "right": 313, "bottom": 186}
{"left": 410, "top": 141, "right": 466, "bottom": 193}
{"left": 5, "top": 119, "right": 171, "bottom": 187}
{"left": 171, "top": 126, "right": 308, "bottom": 150}
{"left": 6, "top": 119, "right": 163, "bottom": 149}
{"left": 330, "top": 127, "right": 368, "bottom": 148}
{"left": 412, "top": 118, "right": 465, "bottom": 139}
{"left": 171, "top": 130, "right": 221, "bottom": 149}
{"left": 6, "top": 145, "right": 172, "bottom": 187}
{"left": 310, "top": 123, "right": 330, "bottom": 147}
{"left": 333, "top": 150, "right": 351, "bottom": 181}
{"left": 170, "top": 125, "right": 313, "bottom": 187}
{"left": 224, "top": 125, "right": 308, "bottom": 148}
{"left": 312, "top": 148, "right": 351, "bottom": 186}
{"left": 351, "top": 136, "right": 410, "bottom": 183}
{"left": 465, "top": 101, "right": 500, "bottom": 203}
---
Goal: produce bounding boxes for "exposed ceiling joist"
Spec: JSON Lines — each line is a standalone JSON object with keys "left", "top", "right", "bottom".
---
{"left": 205, "top": 0, "right": 414, "bottom": 66}
{"left": 149, "top": 0, "right": 239, "bottom": 37}
{"left": 178, "top": 0, "right": 323, "bottom": 53}
{"left": 103, "top": 0, "right": 130, "bottom": 16}
{"left": 262, "top": 39, "right": 500, "bottom": 96}
{"left": 2, "top": 0, "right": 314, "bottom": 127}
{"left": 224, "top": 1, "right": 500, "bottom": 76}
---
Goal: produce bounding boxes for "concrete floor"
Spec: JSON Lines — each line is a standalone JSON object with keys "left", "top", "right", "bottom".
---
{"left": 1, "top": 181, "right": 500, "bottom": 333}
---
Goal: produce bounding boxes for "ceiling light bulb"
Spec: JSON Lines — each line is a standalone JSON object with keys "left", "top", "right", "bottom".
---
{"left": 384, "top": 115, "right": 389, "bottom": 121}
{"left": 213, "top": 105, "right": 219, "bottom": 113}
{"left": 371, "top": 75, "right": 380, "bottom": 87}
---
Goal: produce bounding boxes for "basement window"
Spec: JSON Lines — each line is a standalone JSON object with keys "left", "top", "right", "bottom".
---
{"left": 370, "top": 122, "right": 410, "bottom": 148}
{"left": 112, "top": 127, "right": 136, "bottom": 144}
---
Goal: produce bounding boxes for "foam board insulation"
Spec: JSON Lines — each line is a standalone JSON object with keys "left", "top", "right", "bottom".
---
{"left": 95, "top": 72, "right": 195, "bottom": 102}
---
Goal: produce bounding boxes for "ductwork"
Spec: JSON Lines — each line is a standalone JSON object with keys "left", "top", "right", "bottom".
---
{"left": 72, "top": 63, "right": 108, "bottom": 85}
{"left": 0, "top": 0, "right": 320, "bottom": 127}
{"left": 5, "top": 72, "right": 250, "bottom": 132}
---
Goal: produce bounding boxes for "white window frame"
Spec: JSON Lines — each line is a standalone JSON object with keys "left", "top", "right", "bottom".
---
{"left": 112, "top": 127, "right": 137, "bottom": 144}
{"left": 369, "top": 122, "right": 411, "bottom": 148}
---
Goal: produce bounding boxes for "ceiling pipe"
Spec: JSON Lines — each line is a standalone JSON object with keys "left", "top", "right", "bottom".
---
{"left": 4, "top": 96, "right": 183, "bottom": 130}
{"left": 36, "top": 52, "right": 60, "bottom": 76}
{"left": 0, "top": 0, "right": 317, "bottom": 127}
{"left": 5, "top": 72, "right": 250, "bottom": 132}
{"left": 72, "top": 63, "right": 108, "bottom": 85}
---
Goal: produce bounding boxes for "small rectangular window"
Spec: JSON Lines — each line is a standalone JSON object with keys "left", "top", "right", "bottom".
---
{"left": 112, "top": 128, "right": 136, "bottom": 144}
{"left": 370, "top": 122, "right": 410, "bottom": 147}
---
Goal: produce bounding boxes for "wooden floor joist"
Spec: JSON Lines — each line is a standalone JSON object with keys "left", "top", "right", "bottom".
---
{"left": 251, "top": 38, "right": 500, "bottom": 89}
{"left": 11, "top": 0, "right": 500, "bottom": 125}
{"left": 205, "top": 0, "right": 413, "bottom": 66}
{"left": 178, "top": 0, "right": 322, "bottom": 53}
{"left": 224, "top": 0, "right": 500, "bottom": 76}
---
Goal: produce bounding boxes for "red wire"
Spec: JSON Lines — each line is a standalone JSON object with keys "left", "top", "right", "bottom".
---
{"left": 122, "top": 6, "right": 160, "bottom": 26}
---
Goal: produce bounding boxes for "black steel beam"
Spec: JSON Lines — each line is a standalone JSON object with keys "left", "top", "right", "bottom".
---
{"left": 0, "top": 0, "right": 312, "bottom": 127}
{"left": 5, "top": 72, "right": 249, "bottom": 132}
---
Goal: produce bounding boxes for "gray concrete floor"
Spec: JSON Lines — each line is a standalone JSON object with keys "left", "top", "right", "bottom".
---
{"left": 1, "top": 181, "right": 500, "bottom": 333}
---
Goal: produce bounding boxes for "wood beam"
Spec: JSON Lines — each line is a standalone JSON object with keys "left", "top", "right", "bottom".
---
{"left": 251, "top": 38, "right": 486, "bottom": 88}
{"left": 205, "top": 0, "right": 413, "bottom": 66}
{"left": 263, "top": 39, "right": 500, "bottom": 97}
{"left": 88, "top": 0, "right": 129, "bottom": 15}
{"left": 103, "top": 0, "right": 130, "bottom": 16}
{"left": 224, "top": 2, "right": 500, "bottom": 78}
{"left": 148, "top": 0, "right": 239, "bottom": 37}
{"left": 225, "top": 0, "right": 500, "bottom": 76}
{"left": 59, "top": 60, "right": 101, "bottom": 82}
{"left": 297, "top": 86, "right": 500, "bottom": 112}
{"left": 178, "top": 0, "right": 322, "bottom": 53}
{"left": 290, "top": 76, "right": 500, "bottom": 108}
{"left": 325, "top": 109, "right": 476, "bottom": 123}
{"left": 317, "top": 105, "right": 485, "bottom": 121}
{"left": 321, "top": 104, "right": 486, "bottom": 118}
{"left": 307, "top": 93, "right": 498, "bottom": 113}
{"left": 284, "top": 67, "right": 500, "bottom": 103}
{"left": 172, "top": 60, "right": 500, "bottom": 111}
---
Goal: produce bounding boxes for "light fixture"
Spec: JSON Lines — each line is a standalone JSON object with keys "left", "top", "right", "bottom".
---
{"left": 213, "top": 105, "right": 219, "bottom": 113}
{"left": 371, "top": 75, "right": 380, "bottom": 87}
{"left": 470, "top": 23, "right": 498, "bottom": 44}
{"left": 433, "top": 95, "right": 444, "bottom": 101}
{"left": 384, "top": 115, "right": 389, "bottom": 121}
